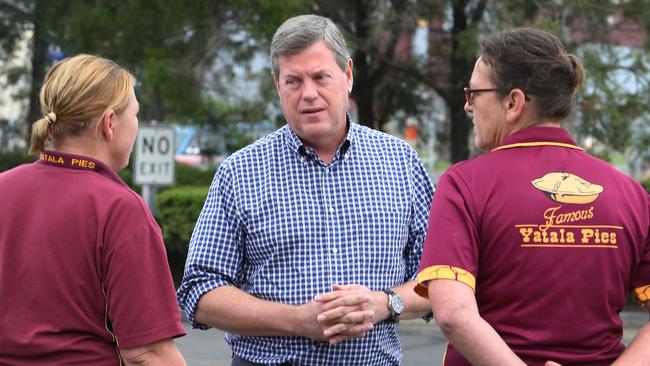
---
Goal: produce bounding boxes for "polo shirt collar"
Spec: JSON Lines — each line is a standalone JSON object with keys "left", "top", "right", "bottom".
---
{"left": 491, "top": 126, "right": 583, "bottom": 152}
{"left": 283, "top": 113, "right": 355, "bottom": 163}
{"left": 36, "top": 150, "right": 128, "bottom": 187}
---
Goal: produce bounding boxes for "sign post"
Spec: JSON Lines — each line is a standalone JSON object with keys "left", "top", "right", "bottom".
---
{"left": 134, "top": 125, "right": 176, "bottom": 212}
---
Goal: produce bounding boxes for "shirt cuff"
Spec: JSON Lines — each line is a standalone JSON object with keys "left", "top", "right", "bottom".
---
{"left": 177, "top": 279, "right": 226, "bottom": 329}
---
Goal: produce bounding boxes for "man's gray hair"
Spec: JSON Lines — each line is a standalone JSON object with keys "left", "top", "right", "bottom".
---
{"left": 270, "top": 14, "right": 350, "bottom": 79}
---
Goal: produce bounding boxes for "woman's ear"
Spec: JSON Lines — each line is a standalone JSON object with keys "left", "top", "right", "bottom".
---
{"left": 100, "top": 110, "right": 115, "bottom": 141}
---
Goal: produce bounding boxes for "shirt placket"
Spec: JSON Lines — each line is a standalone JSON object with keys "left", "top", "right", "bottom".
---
{"left": 317, "top": 163, "right": 337, "bottom": 365}
{"left": 322, "top": 164, "right": 340, "bottom": 289}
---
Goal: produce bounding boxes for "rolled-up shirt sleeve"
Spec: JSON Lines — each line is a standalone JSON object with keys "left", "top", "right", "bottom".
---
{"left": 632, "top": 195, "right": 650, "bottom": 303}
{"left": 177, "top": 161, "right": 244, "bottom": 328}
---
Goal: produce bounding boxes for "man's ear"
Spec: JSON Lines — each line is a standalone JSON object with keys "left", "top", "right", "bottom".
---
{"left": 504, "top": 88, "right": 527, "bottom": 124}
{"left": 273, "top": 74, "right": 283, "bottom": 98}
{"left": 346, "top": 58, "right": 353, "bottom": 93}
{"left": 100, "top": 109, "right": 115, "bottom": 141}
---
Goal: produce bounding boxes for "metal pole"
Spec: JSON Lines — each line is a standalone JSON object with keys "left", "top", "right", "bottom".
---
{"left": 142, "top": 184, "right": 156, "bottom": 214}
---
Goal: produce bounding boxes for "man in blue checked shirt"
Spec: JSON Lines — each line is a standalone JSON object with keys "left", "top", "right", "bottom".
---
{"left": 177, "top": 14, "right": 435, "bottom": 366}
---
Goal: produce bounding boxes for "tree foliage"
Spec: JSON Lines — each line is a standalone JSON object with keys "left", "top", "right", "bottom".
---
{"left": 486, "top": 0, "right": 650, "bottom": 170}
{"left": 0, "top": 0, "right": 71, "bottom": 139}
{"left": 1, "top": 0, "right": 648, "bottom": 170}
{"left": 310, "top": 0, "right": 489, "bottom": 161}
{"left": 312, "top": 0, "right": 649, "bottom": 166}
{"left": 313, "top": 0, "right": 422, "bottom": 131}
{"left": 0, "top": 0, "right": 310, "bottom": 140}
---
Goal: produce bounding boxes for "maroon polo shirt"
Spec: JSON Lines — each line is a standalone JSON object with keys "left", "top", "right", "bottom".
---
{"left": 416, "top": 127, "right": 650, "bottom": 366}
{"left": 0, "top": 151, "right": 185, "bottom": 365}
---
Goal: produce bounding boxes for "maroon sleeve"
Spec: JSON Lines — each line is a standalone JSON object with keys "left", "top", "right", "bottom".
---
{"left": 101, "top": 196, "right": 185, "bottom": 349}
{"left": 415, "top": 168, "right": 480, "bottom": 297}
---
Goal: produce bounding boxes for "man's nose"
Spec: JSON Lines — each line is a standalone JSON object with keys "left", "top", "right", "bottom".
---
{"left": 464, "top": 101, "right": 472, "bottom": 114}
{"left": 302, "top": 80, "right": 318, "bottom": 100}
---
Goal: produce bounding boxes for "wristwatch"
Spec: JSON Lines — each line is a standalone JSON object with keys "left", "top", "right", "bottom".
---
{"left": 382, "top": 288, "right": 405, "bottom": 322}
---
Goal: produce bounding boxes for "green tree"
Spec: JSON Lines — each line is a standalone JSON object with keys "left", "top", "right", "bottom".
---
{"left": 58, "top": 0, "right": 239, "bottom": 123}
{"left": 0, "top": 0, "right": 71, "bottom": 141}
{"left": 312, "top": 0, "right": 422, "bottom": 131}
{"left": 0, "top": 0, "right": 310, "bottom": 145}
{"left": 314, "top": 0, "right": 650, "bottom": 164}
{"left": 3, "top": 1, "right": 648, "bottom": 167}
{"left": 311, "top": 0, "right": 485, "bottom": 162}
{"left": 487, "top": 1, "right": 650, "bottom": 170}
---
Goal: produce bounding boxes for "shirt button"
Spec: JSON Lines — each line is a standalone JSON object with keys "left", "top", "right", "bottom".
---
{"left": 332, "top": 248, "right": 338, "bottom": 254}
{"left": 329, "top": 207, "right": 334, "bottom": 213}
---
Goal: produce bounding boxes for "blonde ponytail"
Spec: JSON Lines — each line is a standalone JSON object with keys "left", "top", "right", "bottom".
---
{"left": 29, "top": 117, "right": 53, "bottom": 155}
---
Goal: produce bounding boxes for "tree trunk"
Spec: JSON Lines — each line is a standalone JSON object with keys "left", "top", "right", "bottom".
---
{"left": 150, "top": 88, "right": 166, "bottom": 123}
{"left": 351, "top": 0, "right": 375, "bottom": 129}
{"left": 25, "top": 0, "right": 48, "bottom": 143}
{"left": 448, "top": 0, "right": 481, "bottom": 163}
{"left": 353, "top": 58, "right": 375, "bottom": 128}
{"left": 449, "top": 95, "right": 471, "bottom": 162}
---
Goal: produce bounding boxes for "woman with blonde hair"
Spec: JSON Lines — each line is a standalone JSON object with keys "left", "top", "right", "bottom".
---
{"left": 0, "top": 54, "right": 186, "bottom": 365}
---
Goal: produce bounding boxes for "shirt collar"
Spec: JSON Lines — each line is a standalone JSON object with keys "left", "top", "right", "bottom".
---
{"left": 283, "top": 113, "right": 356, "bottom": 163}
{"left": 36, "top": 150, "right": 128, "bottom": 187}
{"left": 491, "top": 126, "right": 583, "bottom": 152}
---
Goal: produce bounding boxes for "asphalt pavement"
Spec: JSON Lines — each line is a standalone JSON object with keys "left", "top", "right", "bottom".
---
{"left": 175, "top": 310, "right": 647, "bottom": 366}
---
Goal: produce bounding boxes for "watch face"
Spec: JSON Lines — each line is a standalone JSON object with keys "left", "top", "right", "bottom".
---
{"left": 391, "top": 295, "right": 405, "bottom": 314}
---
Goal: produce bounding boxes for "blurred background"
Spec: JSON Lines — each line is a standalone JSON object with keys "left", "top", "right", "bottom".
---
{"left": 1, "top": 0, "right": 650, "bottom": 282}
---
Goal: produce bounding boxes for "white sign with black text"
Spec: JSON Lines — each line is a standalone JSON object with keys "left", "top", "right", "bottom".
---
{"left": 134, "top": 125, "right": 175, "bottom": 186}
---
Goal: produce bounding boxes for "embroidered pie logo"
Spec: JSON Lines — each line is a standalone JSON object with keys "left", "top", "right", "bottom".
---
{"left": 531, "top": 172, "right": 603, "bottom": 204}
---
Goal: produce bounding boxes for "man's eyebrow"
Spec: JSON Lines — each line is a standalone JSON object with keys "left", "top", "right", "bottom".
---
{"left": 281, "top": 71, "right": 300, "bottom": 78}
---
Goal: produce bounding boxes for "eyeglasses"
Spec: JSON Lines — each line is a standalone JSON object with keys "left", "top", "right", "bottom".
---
{"left": 463, "top": 87, "right": 530, "bottom": 106}
{"left": 463, "top": 87, "right": 502, "bottom": 106}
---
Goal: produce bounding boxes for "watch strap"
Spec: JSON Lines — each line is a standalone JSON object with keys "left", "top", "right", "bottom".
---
{"left": 382, "top": 288, "right": 400, "bottom": 322}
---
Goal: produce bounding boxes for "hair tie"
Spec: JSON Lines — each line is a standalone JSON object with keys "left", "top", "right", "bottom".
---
{"left": 44, "top": 112, "right": 57, "bottom": 126}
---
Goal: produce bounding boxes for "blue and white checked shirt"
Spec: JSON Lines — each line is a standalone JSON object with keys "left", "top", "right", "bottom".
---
{"left": 177, "top": 120, "right": 434, "bottom": 366}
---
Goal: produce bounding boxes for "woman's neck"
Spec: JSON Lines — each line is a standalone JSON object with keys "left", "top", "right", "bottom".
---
{"left": 51, "top": 135, "right": 110, "bottom": 167}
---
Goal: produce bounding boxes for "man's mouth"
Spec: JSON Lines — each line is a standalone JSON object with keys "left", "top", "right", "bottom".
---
{"left": 301, "top": 107, "right": 325, "bottom": 115}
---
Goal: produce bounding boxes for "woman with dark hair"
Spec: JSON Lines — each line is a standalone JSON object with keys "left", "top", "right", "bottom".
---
{"left": 416, "top": 28, "right": 649, "bottom": 366}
